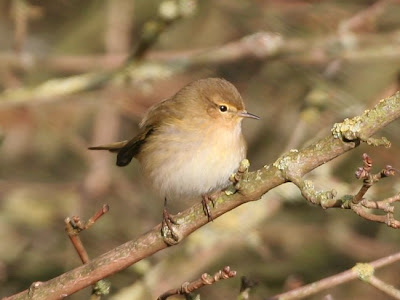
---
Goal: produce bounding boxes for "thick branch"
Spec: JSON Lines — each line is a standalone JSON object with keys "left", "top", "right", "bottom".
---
{"left": 3, "top": 92, "right": 400, "bottom": 299}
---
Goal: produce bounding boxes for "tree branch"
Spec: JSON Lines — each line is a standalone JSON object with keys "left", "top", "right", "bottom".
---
{"left": 268, "top": 251, "right": 400, "bottom": 300}
{"left": 3, "top": 92, "right": 400, "bottom": 299}
{"left": 157, "top": 266, "right": 236, "bottom": 300}
{"left": 4, "top": 28, "right": 400, "bottom": 106}
{"left": 0, "top": 0, "right": 197, "bottom": 106}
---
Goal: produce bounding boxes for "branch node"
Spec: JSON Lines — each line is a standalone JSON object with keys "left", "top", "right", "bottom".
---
{"left": 353, "top": 263, "right": 374, "bottom": 282}
{"left": 382, "top": 165, "right": 396, "bottom": 177}
{"left": 331, "top": 116, "right": 363, "bottom": 141}
{"left": 180, "top": 282, "right": 191, "bottom": 294}
{"left": 201, "top": 273, "right": 214, "bottom": 285}
{"left": 28, "top": 281, "right": 43, "bottom": 297}
{"left": 291, "top": 177, "right": 337, "bottom": 207}
{"left": 332, "top": 116, "right": 391, "bottom": 148}
{"left": 355, "top": 153, "right": 372, "bottom": 179}
{"left": 340, "top": 195, "right": 354, "bottom": 209}
{"left": 272, "top": 154, "right": 292, "bottom": 172}
{"left": 92, "top": 279, "right": 111, "bottom": 296}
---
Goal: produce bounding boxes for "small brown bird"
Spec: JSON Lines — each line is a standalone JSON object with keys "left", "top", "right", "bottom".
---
{"left": 89, "top": 78, "right": 259, "bottom": 241}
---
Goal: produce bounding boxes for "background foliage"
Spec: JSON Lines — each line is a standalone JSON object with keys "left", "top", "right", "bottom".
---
{"left": 1, "top": 0, "right": 400, "bottom": 299}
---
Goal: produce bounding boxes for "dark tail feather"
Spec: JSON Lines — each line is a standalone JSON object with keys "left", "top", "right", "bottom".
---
{"left": 89, "top": 127, "right": 153, "bottom": 167}
{"left": 116, "top": 127, "right": 154, "bottom": 167}
{"left": 88, "top": 140, "right": 136, "bottom": 166}
{"left": 116, "top": 139, "right": 145, "bottom": 166}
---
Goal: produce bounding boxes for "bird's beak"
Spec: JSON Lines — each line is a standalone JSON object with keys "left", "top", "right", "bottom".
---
{"left": 238, "top": 111, "right": 260, "bottom": 120}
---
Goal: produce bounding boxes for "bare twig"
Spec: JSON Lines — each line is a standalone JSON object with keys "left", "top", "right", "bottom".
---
{"left": 65, "top": 205, "right": 110, "bottom": 298}
{"left": 64, "top": 205, "right": 110, "bottom": 255}
{"left": 65, "top": 204, "right": 109, "bottom": 235}
{"left": 368, "top": 275, "right": 400, "bottom": 299}
{"left": 353, "top": 153, "right": 394, "bottom": 204}
{"left": 268, "top": 251, "right": 400, "bottom": 300}
{"left": 291, "top": 150, "right": 400, "bottom": 228}
{"left": 157, "top": 266, "right": 236, "bottom": 300}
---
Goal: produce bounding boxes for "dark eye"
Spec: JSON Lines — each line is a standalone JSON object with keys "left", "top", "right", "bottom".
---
{"left": 219, "top": 105, "right": 228, "bottom": 112}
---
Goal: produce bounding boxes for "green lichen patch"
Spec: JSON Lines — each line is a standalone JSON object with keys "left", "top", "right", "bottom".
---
{"left": 331, "top": 116, "right": 363, "bottom": 141}
{"left": 353, "top": 263, "right": 374, "bottom": 282}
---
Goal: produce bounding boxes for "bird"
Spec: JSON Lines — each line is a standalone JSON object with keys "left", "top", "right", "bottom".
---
{"left": 89, "top": 78, "right": 259, "bottom": 243}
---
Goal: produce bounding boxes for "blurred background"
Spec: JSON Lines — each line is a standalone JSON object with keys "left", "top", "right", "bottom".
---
{"left": 1, "top": 0, "right": 400, "bottom": 299}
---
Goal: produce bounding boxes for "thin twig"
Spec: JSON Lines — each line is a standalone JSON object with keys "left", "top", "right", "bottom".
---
{"left": 65, "top": 205, "right": 110, "bottom": 297}
{"left": 157, "top": 266, "right": 236, "bottom": 300}
{"left": 65, "top": 204, "right": 109, "bottom": 264}
{"left": 291, "top": 152, "right": 400, "bottom": 227}
{"left": 268, "top": 251, "right": 400, "bottom": 300}
{"left": 369, "top": 275, "right": 400, "bottom": 299}
{"left": 353, "top": 153, "right": 373, "bottom": 203}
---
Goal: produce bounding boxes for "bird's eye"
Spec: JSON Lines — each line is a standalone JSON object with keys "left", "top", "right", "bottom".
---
{"left": 219, "top": 105, "right": 228, "bottom": 112}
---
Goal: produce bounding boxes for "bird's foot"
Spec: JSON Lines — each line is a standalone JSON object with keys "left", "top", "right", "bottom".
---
{"left": 202, "top": 194, "right": 218, "bottom": 222}
{"left": 229, "top": 159, "right": 250, "bottom": 190}
{"left": 161, "top": 198, "right": 180, "bottom": 246}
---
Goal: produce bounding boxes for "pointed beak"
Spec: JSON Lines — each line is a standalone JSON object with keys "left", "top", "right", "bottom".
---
{"left": 238, "top": 111, "right": 260, "bottom": 120}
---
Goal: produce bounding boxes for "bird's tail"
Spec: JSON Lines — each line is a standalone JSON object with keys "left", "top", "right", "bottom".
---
{"left": 88, "top": 139, "right": 142, "bottom": 166}
{"left": 88, "top": 140, "right": 129, "bottom": 153}
{"left": 89, "top": 127, "right": 153, "bottom": 167}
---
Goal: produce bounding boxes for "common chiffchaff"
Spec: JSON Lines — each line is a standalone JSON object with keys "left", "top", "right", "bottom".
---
{"left": 89, "top": 78, "right": 259, "bottom": 239}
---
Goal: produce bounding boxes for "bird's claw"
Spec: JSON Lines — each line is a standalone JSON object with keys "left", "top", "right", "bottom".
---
{"left": 161, "top": 198, "right": 180, "bottom": 245}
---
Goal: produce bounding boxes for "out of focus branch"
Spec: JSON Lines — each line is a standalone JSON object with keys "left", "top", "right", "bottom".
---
{"left": 0, "top": 0, "right": 197, "bottom": 106}
{"left": 3, "top": 89, "right": 400, "bottom": 300}
{"left": 3, "top": 27, "right": 400, "bottom": 105}
{"left": 268, "top": 251, "right": 400, "bottom": 300}
{"left": 11, "top": 0, "right": 42, "bottom": 53}
{"left": 2, "top": 28, "right": 400, "bottom": 72}
{"left": 338, "top": 0, "right": 392, "bottom": 34}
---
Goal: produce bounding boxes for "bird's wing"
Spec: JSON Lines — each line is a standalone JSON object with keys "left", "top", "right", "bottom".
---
{"left": 116, "top": 126, "right": 154, "bottom": 166}
{"left": 88, "top": 95, "right": 180, "bottom": 167}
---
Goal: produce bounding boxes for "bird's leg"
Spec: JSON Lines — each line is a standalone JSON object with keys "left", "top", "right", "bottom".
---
{"left": 161, "top": 197, "right": 180, "bottom": 245}
{"left": 202, "top": 194, "right": 217, "bottom": 222}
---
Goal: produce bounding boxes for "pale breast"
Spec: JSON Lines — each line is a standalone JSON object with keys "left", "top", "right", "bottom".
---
{"left": 138, "top": 121, "right": 246, "bottom": 199}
